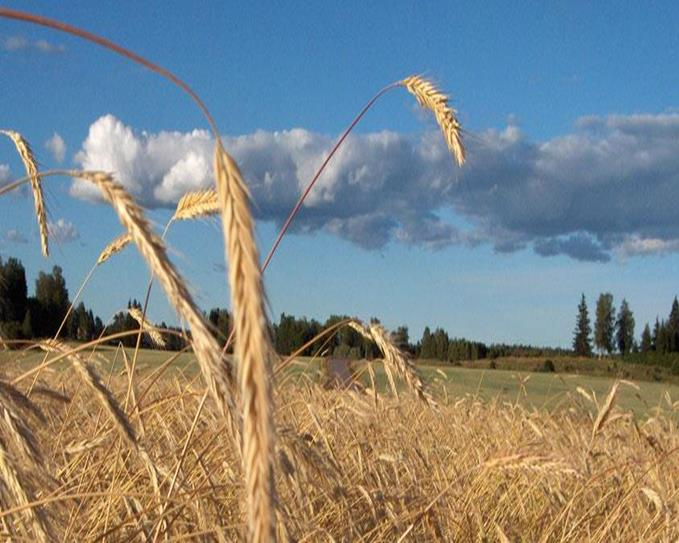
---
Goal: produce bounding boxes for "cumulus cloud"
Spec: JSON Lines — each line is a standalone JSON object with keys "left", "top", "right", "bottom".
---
{"left": 2, "top": 229, "right": 28, "bottom": 244}
{"left": 47, "top": 219, "right": 79, "bottom": 244}
{"left": 73, "top": 112, "right": 679, "bottom": 261}
{"left": 45, "top": 133, "right": 67, "bottom": 163}
{"left": 2, "top": 36, "right": 65, "bottom": 53}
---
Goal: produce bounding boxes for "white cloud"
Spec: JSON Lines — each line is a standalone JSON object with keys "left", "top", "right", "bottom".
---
{"left": 73, "top": 112, "right": 679, "bottom": 261}
{"left": 47, "top": 219, "right": 79, "bottom": 244}
{"left": 2, "top": 229, "right": 28, "bottom": 244}
{"left": 2, "top": 36, "right": 65, "bottom": 53}
{"left": 45, "top": 133, "right": 67, "bottom": 163}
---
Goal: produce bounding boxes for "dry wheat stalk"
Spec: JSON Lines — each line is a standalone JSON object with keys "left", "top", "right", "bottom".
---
{"left": 70, "top": 171, "right": 240, "bottom": 436}
{"left": 173, "top": 189, "right": 219, "bottom": 221}
{"left": 128, "top": 307, "right": 166, "bottom": 348}
{"left": 215, "top": 143, "right": 276, "bottom": 543}
{"left": 590, "top": 380, "right": 620, "bottom": 447}
{"left": 39, "top": 339, "right": 164, "bottom": 499}
{"left": 97, "top": 232, "right": 132, "bottom": 265}
{"left": 40, "top": 339, "right": 138, "bottom": 448}
{"left": 0, "top": 402, "right": 43, "bottom": 467}
{"left": 348, "top": 319, "right": 436, "bottom": 407}
{"left": 0, "top": 443, "right": 51, "bottom": 542}
{"left": 0, "top": 129, "right": 49, "bottom": 257}
{"left": 401, "top": 76, "right": 465, "bottom": 166}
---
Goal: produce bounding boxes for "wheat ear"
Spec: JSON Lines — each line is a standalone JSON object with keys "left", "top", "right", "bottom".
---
{"left": 71, "top": 171, "right": 240, "bottom": 433}
{"left": 590, "top": 380, "right": 620, "bottom": 448}
{"left": 173, "top": 189, "right": 219, "bottom": 221}
{"left": 128, "top": 307, "right": 166, "bottom": 348}
{"left": 97, "top": 232, "right": 132, "bottom": 265}
{"left": 401, "top": 76, "right": 466, "bottom": 166}
{"left": 348, "top": 319, "right": 436, "bottom": 407}
{"left": 215, "top": 143, "right": 276, "bottom": 543}
{"left": 0, "top": 129, "right": 49, "bottom": 256}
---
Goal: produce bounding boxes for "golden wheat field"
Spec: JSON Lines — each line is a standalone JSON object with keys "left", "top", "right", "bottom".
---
{"left": 1, "top": 7, "right": 679, "bottom": 542}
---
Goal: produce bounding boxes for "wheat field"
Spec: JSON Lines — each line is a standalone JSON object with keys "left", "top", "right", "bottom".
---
{"left": 1, "top": 8, "right": 678, "bottom": 542}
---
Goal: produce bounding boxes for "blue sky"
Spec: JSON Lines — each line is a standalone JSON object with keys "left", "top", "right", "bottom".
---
{"left": 1, "top": 1, "right": 679, "bottom": 347}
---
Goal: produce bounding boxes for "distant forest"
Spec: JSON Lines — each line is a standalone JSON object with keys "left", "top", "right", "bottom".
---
{"left": 1, "top": 256, "right": 678, "bottom": 372}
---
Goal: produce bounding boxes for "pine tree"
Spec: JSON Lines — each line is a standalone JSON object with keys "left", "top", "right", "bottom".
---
{"left": 594, "top": 292, "right": 615, "bottom": 355}
{"left": 668, "top": 297, "right": 679, "bottom": 352}
{"left": 573, "top": 294, "right": 592, "bottom": 357}
{"left": 616, "top": 299, "right": 635, "bottom": 356}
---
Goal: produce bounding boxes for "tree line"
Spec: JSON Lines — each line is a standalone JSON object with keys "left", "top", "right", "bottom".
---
{"left": 573, "top": 293, "right": 679, "bottom": 367}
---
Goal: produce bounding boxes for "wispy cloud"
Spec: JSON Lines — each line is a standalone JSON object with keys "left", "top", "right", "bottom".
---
{"left": 45, "top": 133, "right": 67, "bottom": 163}
{"left": 47, "top": 219, "right": 79, "bottom": 244}
{"left": 2, "top": 229, "right": 28, "bottom": 244}
{"left": 2, "top": 36, "right": 66, "bottom": 53}
{"left": 73, "top": 112, "right": 679, "bottom": 261}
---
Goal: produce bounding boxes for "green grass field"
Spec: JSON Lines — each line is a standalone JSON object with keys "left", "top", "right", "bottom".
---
{"left": 3, "top": 346, "right": 678, "bottom": 417}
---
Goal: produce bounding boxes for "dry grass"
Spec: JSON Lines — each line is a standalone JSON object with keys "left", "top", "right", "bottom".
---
{"left": 0, "top": 129, "right": 48, "bottom": 257}
{"left": 0, "top": 361, "right": 677, "bottom": 541}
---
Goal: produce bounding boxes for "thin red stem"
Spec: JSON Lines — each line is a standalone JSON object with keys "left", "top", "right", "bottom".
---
{"left": 0, "top": 8, "right": 219, "bottom": 139}
{"left": 221, "top": 81, "right": 402, "bottom": 353}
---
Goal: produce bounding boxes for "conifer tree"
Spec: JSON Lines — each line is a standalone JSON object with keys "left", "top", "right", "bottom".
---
{"left": 616, "top": 299, "right": 635, "bottom": 356}
{"left": 573, "top": 294, "right": 592, "bottom": 357}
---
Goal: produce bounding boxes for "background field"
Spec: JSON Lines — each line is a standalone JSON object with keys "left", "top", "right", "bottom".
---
{"left": 5, "top": 347, "right": 679, "bottom": 418}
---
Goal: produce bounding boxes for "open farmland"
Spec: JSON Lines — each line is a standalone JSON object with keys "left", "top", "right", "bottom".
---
{"left": 2, "top": 5, "right": 679, "bottom": 542}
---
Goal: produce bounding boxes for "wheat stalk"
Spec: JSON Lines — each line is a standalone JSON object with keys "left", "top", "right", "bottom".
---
{"left": 401, "top": 76, "right": 465, "bottom": 166}
{"left": 38, "top": 339, "right": 164, "bottom": 499}
{"left": 590, "top": 380, "right": 620, "bottom": 449}
{"left": 348, "top": 319, "right": 436, "bottom": 407}
{"left": 0, "top": 443, "right": 51, "bottom": 542}
{"left": 0, "top": 129, "right": 49, "bottom": 257}
{"left": 97, "top": 232, "right": 132, "bottom": 265}
{"left": 128, "top": 307, "right": 166, "bottom": 348}
{"left": 70, "top": 171, "right": 240, "bottom": 436}
{"left": 40, "top": 340, "right": 138, "bottom": 447}
{"left": 215, "top": 143, "right": 276, "bottom": 543}
{"left": 172, "top": 189, "right": 219, "bottom": 221}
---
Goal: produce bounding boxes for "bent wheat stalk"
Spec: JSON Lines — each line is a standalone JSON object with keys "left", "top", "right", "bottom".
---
{"left": 128, "top": 307, "right": 166, "bottom": 348}
{"left": 348, "top": 319, "right": 436, "bottom": 407}
{"left": 402, "top": 75, "right": 466, "bottom": 166}
{"left": 69, "top": 171, "right": 240, "bottom": 438}
{"left": 0, "top": 129, "right": 48, "bottom": 257}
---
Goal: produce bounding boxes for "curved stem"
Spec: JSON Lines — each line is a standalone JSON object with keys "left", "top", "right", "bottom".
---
{"left": 221, "top": 81, "right": 402, "bottom": 354}
{"left": 0, "top": 9, "right": 220, "bottom": 138}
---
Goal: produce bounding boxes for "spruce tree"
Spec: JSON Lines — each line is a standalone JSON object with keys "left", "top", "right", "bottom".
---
{"left": 669, "top": 297, "right": 679, "bottom": 352}
{"left": 573, "top": 294, "right": 592, "bottom": 357}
